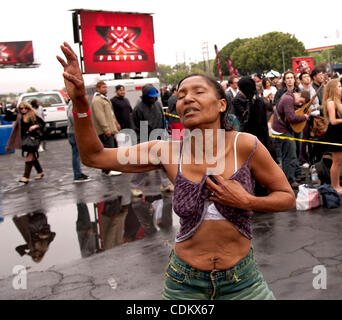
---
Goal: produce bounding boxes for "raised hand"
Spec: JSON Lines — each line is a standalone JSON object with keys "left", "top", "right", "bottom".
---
{"left": 56, "top": 42, "right": 86, "bottom": 101}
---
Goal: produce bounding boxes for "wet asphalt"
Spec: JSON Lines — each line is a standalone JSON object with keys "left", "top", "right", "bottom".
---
{"left": 0, "top": 135, "right": 341, "bottom": 300}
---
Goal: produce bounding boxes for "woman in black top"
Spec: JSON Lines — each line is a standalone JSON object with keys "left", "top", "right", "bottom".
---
{"left": 6, "top": 101, "right": 45, "bottom": 184}
{"left": 232, "top": 76, "right": 275, "bottom": 196}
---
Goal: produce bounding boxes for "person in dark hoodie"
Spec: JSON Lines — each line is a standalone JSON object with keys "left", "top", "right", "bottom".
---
{"left": 131, "top": 84, "right": 174, "bottom": 196}
{"left": 232, "top": 76, "right": 275, "bottom": 196}
{"left": 133, "top": 84, "right": 165, "bottom": 143}
{"left": 232, "top": 76, "right": 270, "bottom": 150}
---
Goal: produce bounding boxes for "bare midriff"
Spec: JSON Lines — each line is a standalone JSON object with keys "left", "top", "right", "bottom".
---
{"left": 174, "top": 220, "right": 251, "bottom": 271}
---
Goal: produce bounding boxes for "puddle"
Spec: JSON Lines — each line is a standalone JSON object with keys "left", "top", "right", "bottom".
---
{"left": 0, "top": 203, "right": 94, "bottom": 278}
{"left": 0, "top": 196, "right": 176, "bottom": 279}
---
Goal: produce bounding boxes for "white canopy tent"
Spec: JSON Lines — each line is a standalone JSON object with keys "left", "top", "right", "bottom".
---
{"left": 264, "top": 70, "right": 281, "bottom": 78}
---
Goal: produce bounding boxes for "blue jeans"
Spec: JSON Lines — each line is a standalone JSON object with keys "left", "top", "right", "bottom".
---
{"left": 68, "top": 133, "right": 82, "bottom": 179}
{"left": 99, "top": 134, "right": 116, "bottom": 174}
{"left": 280, "top": 133, "right": 297, "bottom": 184}
{"left": 162, "top": 248, "right": 275, "bottom": 300}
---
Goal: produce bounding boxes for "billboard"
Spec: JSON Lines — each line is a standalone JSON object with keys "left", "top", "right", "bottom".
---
{"left": 79, "top": 11, "right": 156, "bottom": 74}
{"left": 292, "top": 56, "right": 315, "bottom": 74}
{"left": 0, "top": 41, "right": 34, "bottom": 65}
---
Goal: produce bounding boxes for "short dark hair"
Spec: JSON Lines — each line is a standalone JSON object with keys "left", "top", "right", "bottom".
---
{"left": 228, "top": 75, "right": 239, "bottom": 85}
{"left": 310, "top": 68, "right": 322, "bottom": 80}
{"left": 115, "top": 85, "right": 124, "bottom": 91}
{"left": 299, "top": 71, "right": 309, "bottom": 80}
{"left": 30, "top": 99, "right": 39, "bottom": 108}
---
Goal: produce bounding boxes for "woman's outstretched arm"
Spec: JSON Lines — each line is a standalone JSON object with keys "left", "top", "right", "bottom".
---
{"left": 56, "top": 42, "right": 165, "bottom": 173}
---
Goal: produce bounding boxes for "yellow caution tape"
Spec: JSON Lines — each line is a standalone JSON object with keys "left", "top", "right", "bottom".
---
{"left": 164, "top": 112, "right": 180, "bottom": 119}
{"left": 161, "top": 117, "right": 342, "bottom": 147}
{"left": 270, "top": 134, "right": 342, "bottom": 147}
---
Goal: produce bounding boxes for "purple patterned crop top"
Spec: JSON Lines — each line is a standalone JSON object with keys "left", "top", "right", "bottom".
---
{"left": 173, "top": 133, "right": 257, "bottom": 242}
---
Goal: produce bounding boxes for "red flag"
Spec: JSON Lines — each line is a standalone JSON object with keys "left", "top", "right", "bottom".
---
{"left": 214, "top": 45, "right": 223, "bottom": 82}
{"left": 226, "top": 57, "right": 239, "bottom": 76}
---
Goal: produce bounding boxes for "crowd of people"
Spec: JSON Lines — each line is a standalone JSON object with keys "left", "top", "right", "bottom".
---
{"left": 217, "top": 69, "right": 342, "bottom": 193}
{"left": 162, "top": 67, "right": 342, "bottom": 195}
{"left": 2, "top": 40, "right": 342, "bottom": 300}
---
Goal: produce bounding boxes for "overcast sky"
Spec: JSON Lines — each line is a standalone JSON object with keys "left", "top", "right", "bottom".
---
{"left": 1, "top": 0, "right": 341, "bottom": 94}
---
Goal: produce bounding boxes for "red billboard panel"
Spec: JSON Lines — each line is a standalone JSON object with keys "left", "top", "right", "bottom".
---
{"left": 292, "top": 56, "right": 315, "bottom": 74}
{"left": 80, "top": 11, "right": 155, "bottom": 74}
{"left": 0, "top": 41, "right": 34, "bottom": 65}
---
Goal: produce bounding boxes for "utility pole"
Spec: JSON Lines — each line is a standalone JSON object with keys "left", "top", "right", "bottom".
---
{"left": 324, "top": 36, "right": 331, "bottom": 72}
{"left": 279, "top": 45, "right": 285, "bottom": 73}
{"left": 202, "top": 41, "right": 209, "bottom": 74}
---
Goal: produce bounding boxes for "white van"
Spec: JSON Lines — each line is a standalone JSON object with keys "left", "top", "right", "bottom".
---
{"left": 17, "top": 91, "right": 68, "bottom": 135}
{"left": 85, "top": 77, "right": 161, "bottom": 109}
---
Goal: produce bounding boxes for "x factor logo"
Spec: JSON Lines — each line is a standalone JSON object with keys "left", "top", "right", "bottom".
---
{"left": 94, "top": 26, "right": 148, "bottom": 62}
{"left": 0, "top": 45, "right": 9, "bottom": 62}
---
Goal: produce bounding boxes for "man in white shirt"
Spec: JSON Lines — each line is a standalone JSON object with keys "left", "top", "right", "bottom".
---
{"left": 298, "top": 71, "right": 320, "bottom": 168}
{"left": 298, "top": 71, "right": 320, "bottom": 111}
{"left": 226, "top": 75, "right": 239, "bottom": 112}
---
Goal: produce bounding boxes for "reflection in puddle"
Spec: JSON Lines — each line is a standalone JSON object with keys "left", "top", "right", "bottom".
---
{"left": 0, "top": 193, "right": 174, "bottom": 278}
{"left": 13, "top": 211, "right": 56, "bottom": 263}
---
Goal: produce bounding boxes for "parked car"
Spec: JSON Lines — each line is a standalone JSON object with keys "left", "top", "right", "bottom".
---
{"left": 17, "top": 91, "right": 68, "bottom": 136}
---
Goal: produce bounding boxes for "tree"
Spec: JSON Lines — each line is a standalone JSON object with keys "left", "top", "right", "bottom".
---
{"left": 27, "top": 87, "right": 38, "bottom": 93}
{"left": 167, "top": 63, "right": 191, "bottom": 85}
{"left": 213, "top": 32, "right": 306, "bottom": 76}
{"left": 331, "top": 44, "right": 342, "bottom": 64}
{"left": 148, "top": 63, "right": 172, "bottom": 85}
{"left": 213, "top": 38, "right": 249, "bottom": 77}
{"left": 309, "top": 52, "right": 325, "bottom": 66}
{"left": 308, "top": 46, "right": 342, "bottom": 67}
{"left": 148, "top": 60, "right": 214, "bottom": 87}
{"left": 190, "top": 60, "right": 216, "bottom": 76}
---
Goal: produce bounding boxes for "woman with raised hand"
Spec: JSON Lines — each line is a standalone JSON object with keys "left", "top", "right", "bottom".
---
{"left": 57, "top": 42, "right": 295, "bottom": 300}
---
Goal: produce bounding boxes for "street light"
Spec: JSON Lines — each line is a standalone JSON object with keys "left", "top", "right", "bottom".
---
{"left": 279, "top": 45, "right": 285, "bottom": 73}
{"left": 324, "top": 36, "right": 331, "bottom": 72}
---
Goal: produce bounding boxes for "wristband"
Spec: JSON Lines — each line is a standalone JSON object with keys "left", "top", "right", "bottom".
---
{"left": 72, "top": 109, "right": 91, "bottom": 118}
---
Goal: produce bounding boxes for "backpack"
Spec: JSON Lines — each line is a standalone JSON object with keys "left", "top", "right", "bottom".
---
{"left": 318, "top": 184, "right": 340, "bottom": 209}
{"left": 315, "top": 153, "right": 332, "bottom": 185}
